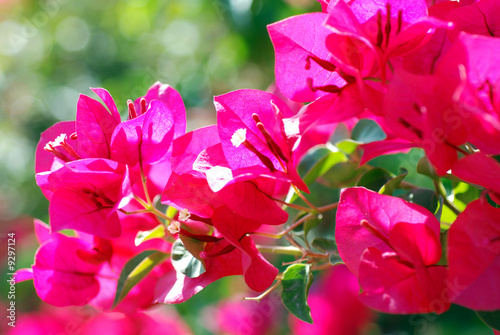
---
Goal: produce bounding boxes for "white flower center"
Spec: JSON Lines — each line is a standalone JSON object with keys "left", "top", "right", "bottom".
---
{"left": 231, "top": 128, "right": 247, "bottom": 147}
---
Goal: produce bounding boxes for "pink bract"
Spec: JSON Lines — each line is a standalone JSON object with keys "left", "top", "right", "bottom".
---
{"left": 447, "top": 198, "right": 500, "bottom": 310}
{"left": 110, "top": 100, "right": 175, "bottom": 166}
{"left": 31, "top": 233, "right": 103, "bottom": 306}
{"left": 215, "top": 89, "right": 308, "bottom": 192}
{"left": 335, "top": 187, "right": 441, "bottom": 276}
{"left": 76, "top": 88, "right": 121, "bottom": 159}
{"left": 335, "top": 187, "right": 448, "bottom": 314}
{"left": 268, "top": 12, "right": 346, "bottom": 102}
{"left": 134, "top": 81, "right": 187, "bottom": 139}
{"left": 44, "top": 158, "right": 132, "bottom": 238}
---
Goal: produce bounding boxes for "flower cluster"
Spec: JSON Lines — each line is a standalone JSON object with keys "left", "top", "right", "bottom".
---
{"left": 18, "top": 0, "right": 500, "bottom": 332}
{"left": 269, "top": 0, "right": 500, "bottom": 317}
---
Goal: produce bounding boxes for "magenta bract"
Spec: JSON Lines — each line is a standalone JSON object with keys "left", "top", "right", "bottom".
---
{"left": 335, "top": 187, "right": 448, "bottom": 313}
{"left": 447, "top": 198, "right": 500, "bottom": 310}
{"left": 45, "top": 158, "right": 132, "bottom": 238}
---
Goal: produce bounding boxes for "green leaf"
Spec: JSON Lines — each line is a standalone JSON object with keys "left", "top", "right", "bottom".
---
{"left": 292, "top": 149, "right": 347, "bottom": 203}
{"left": 298, "top": 147, "right": 331, "bottom": 176}
{"left": 171, "top": 239, "right": 206, "bottom": 278}
{"left": 311, "top": 237, "right": 336, "bottom": 253}
{"left": 379, "top": 168, "right": 408, "bottom": 195}
{"left": 304, "top": 216, "right": 322, "bottom": 239}
{"left": 113, "top": 250, "right": 169, "bottom": 308}
{"left": 321, "top": 161, "right": 361, "bottom": 186}
{"left": 329, "top": 122, "right": 350, "bottom": 145}
{"left": 329, "top": 254, "right": 344, "bottom": 266}
{"left": 401, "top": 188, "right": 442, "bottom": 217}
{"left": 351, "top": 119, "right": 386, "bottom": 143}
{"left": 303, "top": 151, "right": 347, "bottom": 186}
{"left": 416, "top": 156, "right": 439, "bottom": 180}
{"left": 335, "top": 139, "right": 359, "bottom": 154}
{"left": 134, "top": 225, "right": 166, "bottom": 246}
{"left": 166, "top": 205, "right": 178, "bottom": 219}
{"left": 357, "top": 167, "right": 393, "bottom": 192}
{"left": 476, "top": 310, "right": 500, "bottom": 331}
{"left": 281, "top": 264, "right": 314, "bottom": 324}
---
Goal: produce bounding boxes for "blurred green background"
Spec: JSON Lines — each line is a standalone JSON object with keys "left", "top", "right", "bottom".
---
{"left": 0, "top": 0, "right": 493, "bottom": 334}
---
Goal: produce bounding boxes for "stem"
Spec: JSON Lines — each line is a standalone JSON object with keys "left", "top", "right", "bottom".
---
{"left": 311, "top": 262, "right": 333, "bottom": 271}
{"left": 317, "top": 202, "right": 338, "bottom": 213}
{"left": 134, "top": 195, "right": 150, "bottom": 209}
{"left": 270, "top": 196, "right": 314, "bottom": 213}
{"left": 150, "top": 207, "right": 173, "bottom": 223}
{"left": 242, "top": 276, "right": 282, "bottom": 301}
{"left": 433, "top": 179, "right": 461, "bottom": 216}
{"left": 282, "top": 213, "right": 315, "bottom": 236}
{"left": 131, "top": 195, "right": 173, "bottom": 223}
{"left": 256, "top": 245, "right": 303, "bottom": 257}
{"left": 139, "top": 162, "right": 152, "bottom": 206}
{"left": 250, "top": 231, "right": 283, "bottom": 239}
{"left": 292, "top": 185, "right": 318, "bottom": 211}
{"left": 250, "top": 212, "right": 316, "bottom": 239}
{"left": 119, "top": 209, "right": 150, "bottom": 215}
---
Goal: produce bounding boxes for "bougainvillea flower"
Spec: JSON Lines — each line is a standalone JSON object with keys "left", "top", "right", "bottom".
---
{"left": 30, "top": 233, "right": 105, "bottom": 307}
{"left": 358, "top": 221, "right": 448, "bottom": 313}
{"left": 110, "top": 100, "right": 175, "bottom": 166}
{"left": 383, "top": 68, "right": 466, "bottom": 174}
{"left": 268, "top": 11, "right": 347, "bottom": 102}
{"left": 19, "top": 219, "right": 172, "bottom": 311}
{"left": 40, "top": 158, "right": 132, "bottom": 238}
{"left": 162, "top": 123, "right": 287, "bottom": 294}
{"left": 163, "top": 177, "right": 284, "bottom": 292}
{"left": 324, "top": 0, "right": 451, "bottom": 81}
{"left": 437, "top": 33, "right": 500, "bottom": 154}
{"left": 291, "top": 265, "right": 374, "bottom": 335}
{"left": 36, "top": 121, "right": 81, "bottom": 174}
{"left": 76, "top": 88, "right": 122, "bottom": 159}
{"left": 164, "top": 125, "right": 288, "bottom": 226}
{"left": 336, "top": 187, "right": 441, "bottom": 275}
{"left": 336, "top": 187, "right": 448, "bottom": 313}
{"left": 215, "top": 89, "right": 308, "bottom": 192}
{"left": 290, "top": 83, "right": 370, "bottom": 138}
{"left": 133, "top": 81, "right": 186, "bottom": 139}
{"left": 36, "top": 83, "right": 186, "bottom": 177}
{"left": 447, "top": 198, "right": 500, "bottom": 310}
{"left": 212, "top": 206, "right": 279, "bottom": 291}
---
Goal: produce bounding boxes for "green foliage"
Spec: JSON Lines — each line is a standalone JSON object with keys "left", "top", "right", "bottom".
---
{"left": 134, "top": 224, "right": 166, "bottom": 246}
{"left": 401, "top": 188, "right": 443, "bottom": 219}
{"left": 281, "top": 264, "right": 314, "bottom": 324}
{"left": 311, "top": 237, "right": 336, "bottom": 253}
{"left": 113, "top": 250, "right": 169, "bottom": 308}
{"left": 417, "top": 156, "right": 439, "bottom": 180}
{"left": 171, "top": 239, "right": 206, "bottom": 278}
{"left": 476, "top": 310, "right": 500, "bottom": 331}
{"left": 379, "top": 168, "right": 408, "bottom": 195}
{"left": 357, "top": 167, "right": 393, "bottom": 191}
{"left": 351, "top": 119, "right": 386, "bottom": 143}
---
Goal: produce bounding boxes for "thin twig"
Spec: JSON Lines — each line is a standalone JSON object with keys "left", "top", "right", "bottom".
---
{"left": 433, "top": 179, "right": 461, "bottom": 216}
{"left": 243, "top": 276, "right": 282, "bottom": 302}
